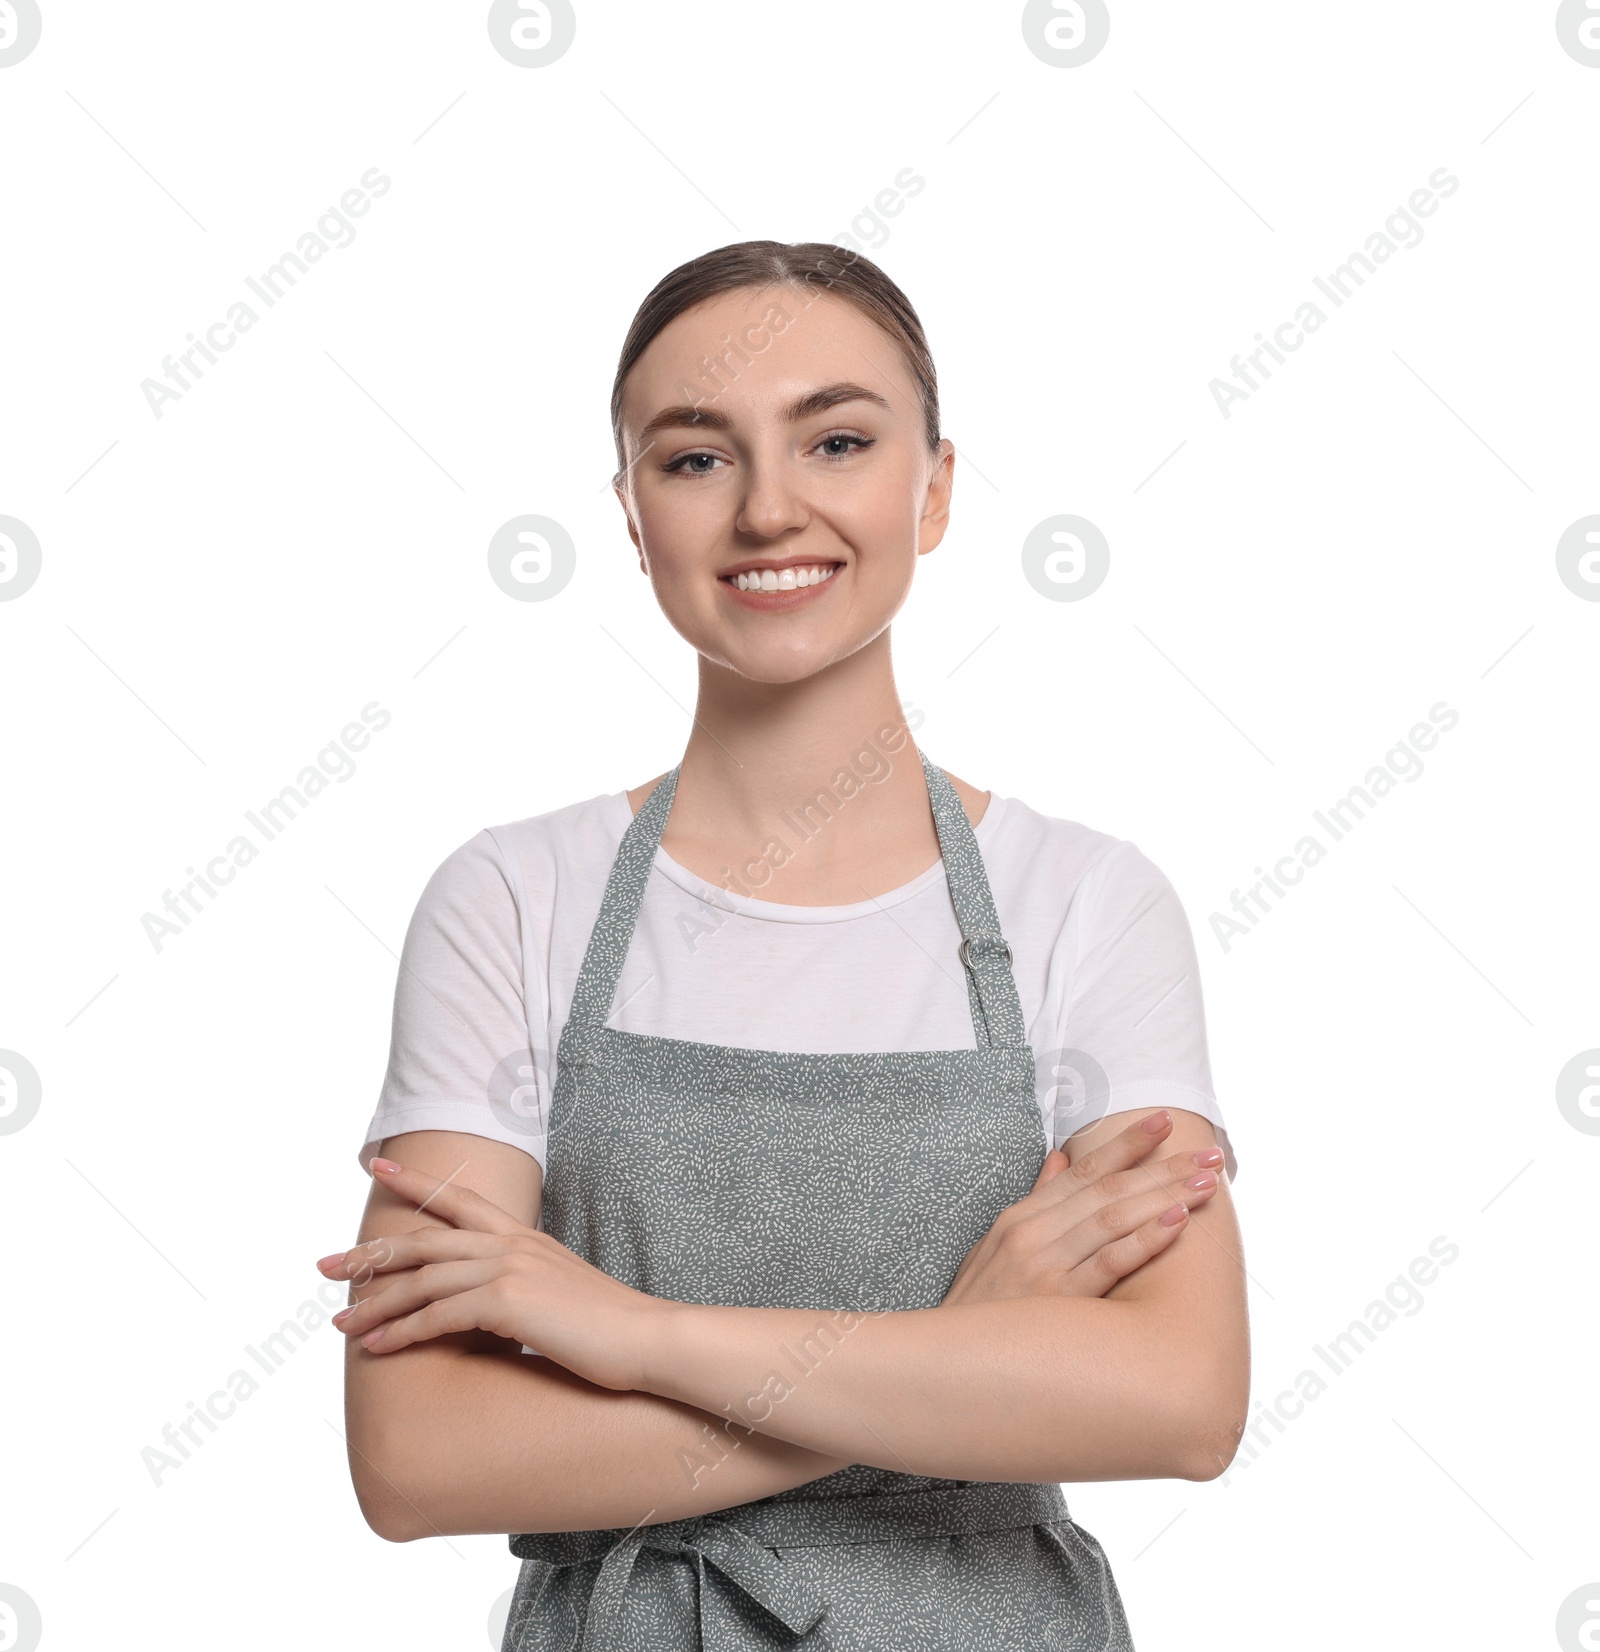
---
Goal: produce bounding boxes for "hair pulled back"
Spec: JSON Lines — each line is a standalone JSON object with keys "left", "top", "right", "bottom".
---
{"left": 609, "top": 240, "right": 941, "bottom": 479}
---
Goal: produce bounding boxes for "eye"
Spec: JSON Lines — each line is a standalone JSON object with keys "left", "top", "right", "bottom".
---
{"left": 660, "top": 450, "right": 727, "bottom": 476}
{"left": 814, "top": 432, "right": 874, "bottom": 461}
{"left": 659, "top": 432, "right": 876, "bottom": 476}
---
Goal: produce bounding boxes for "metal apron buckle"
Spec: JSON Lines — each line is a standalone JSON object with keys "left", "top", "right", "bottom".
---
{"left": 959, "top": 934, "right": 1013, "bottom": 968}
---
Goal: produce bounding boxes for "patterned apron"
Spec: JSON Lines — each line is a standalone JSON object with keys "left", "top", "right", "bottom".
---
{"left": 502, "top": 749, "right": 1136, "bottom": 1650}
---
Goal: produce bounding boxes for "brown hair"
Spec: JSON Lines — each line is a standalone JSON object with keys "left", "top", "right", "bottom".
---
{"left": 609, "top": 240, "right": 942, "bottom": 480}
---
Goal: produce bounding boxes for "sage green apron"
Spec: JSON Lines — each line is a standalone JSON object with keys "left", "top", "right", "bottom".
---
{"left": 502, "top": 750, "right": 1135, "bottom": 1650}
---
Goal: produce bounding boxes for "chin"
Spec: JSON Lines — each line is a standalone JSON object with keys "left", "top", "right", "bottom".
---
{"left": 715, "top": 643, "right": 842, "bottom": 685}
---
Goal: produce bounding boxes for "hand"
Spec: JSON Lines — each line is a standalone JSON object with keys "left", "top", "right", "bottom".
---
{"left": 316, "top": 1158, "right": 663, "bottom": 1392}
{"left": 941, "top": 1110, "right": 1224, "bottom": 1307}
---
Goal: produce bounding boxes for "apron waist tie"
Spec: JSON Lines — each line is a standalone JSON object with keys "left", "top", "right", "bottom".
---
{"left": 510, "top": 1480, "right": 1070, "bottom": 1647}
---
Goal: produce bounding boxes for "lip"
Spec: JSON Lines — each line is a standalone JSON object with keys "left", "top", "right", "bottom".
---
{"left": 718, "top": 556, "right": 844, "bottom": 611}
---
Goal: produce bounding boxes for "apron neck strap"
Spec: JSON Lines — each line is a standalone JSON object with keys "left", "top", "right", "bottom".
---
{"left": 567, "top": 748, "right": 1026, "bottom": 1050}
{"left": 566, "top": 764, "right": 683, "bottom": 1035}
{"left": 917, "top": 747, "right": 1027, "bottom": 1050}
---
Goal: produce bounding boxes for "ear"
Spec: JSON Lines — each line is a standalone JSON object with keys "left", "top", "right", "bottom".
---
{"left": 612, "top": 480, "right": 648, "bottom": 575}
{"left": 916, "top": 439, "right": 956, "bottom": 557}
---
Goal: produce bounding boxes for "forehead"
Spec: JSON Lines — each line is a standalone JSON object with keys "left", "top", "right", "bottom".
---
{"left": 620, "top": 285, "right": 916, "bottom": 427}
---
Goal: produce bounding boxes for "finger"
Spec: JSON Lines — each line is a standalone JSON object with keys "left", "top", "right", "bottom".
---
{"left": 1041, "top": 1112, "right": 1177, "bottom": 1208}
{"left": 368, "top": 1157, "right": 525, "bottom": 1236}
{"left": 1023, "top": 1129, "right": 1188, "bottom": 1222}
{"left": 1055, "top": 1120, "right": 1223, "bottom": 1209}
{"left": 1032, "top": 1148, "right": 1070, "bottom": 1190}
{"left": 320, "top": 1227, "right": 511, "bottom": 1282}
{"left": 1023, "top": 1116, "right": 1175, "bottom": 1209}
{"left": 1030, "top": 1167, "right": 1221, "bottom": 1264}
{"left": 1070, "top": 1200, "right": 1196, "bottom": 1293}
{"left": 357, "top": 1283, "right": 505, "bottom": 1354}
{"left": 1101, "top": 1143, "right": 1226, "bottom": 1207}
{"left": 1057, "top": 1110, "right": 1171, "bottom": 1184}
{"left": 334, "top": 1258, "right": 504, "bottom": 1338}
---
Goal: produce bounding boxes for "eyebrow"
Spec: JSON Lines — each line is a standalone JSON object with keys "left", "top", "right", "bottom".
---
{"left": 635, "top": 381, "right": 893, "bottom": 445}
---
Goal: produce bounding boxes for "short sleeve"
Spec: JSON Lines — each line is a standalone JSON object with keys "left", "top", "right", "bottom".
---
{"left": 357, "top": 829, "right": 550, "bottom": 1174}
{"left": 1058, "top": 841, "right": 1236, "bottom": 1180}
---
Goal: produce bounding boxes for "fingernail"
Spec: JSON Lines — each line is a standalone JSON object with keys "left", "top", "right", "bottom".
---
{"left": 1160, "top": 1203, "right": 1188, "bottom": 1226}
{"left": 370, "top": 1157, "right": 400, "bottom": 1175}
{"left": 1191, "top": 1148, "right": 1224, "bottom": 1168}
{"left": 316, "top": 1252, "right": 347, "bottom": 1270}
{"left": 361, "top": 1329, "right": 383, "bottom": 1347}
{"left": 332, "top": 1307, "right": 355, "bottom": 1326}
{"left": 1185, "top": 1171, "right": 1217, "bottom": 1191}
{"left": 1141, "top": 1111, "right": 1171, "bottom": 1135}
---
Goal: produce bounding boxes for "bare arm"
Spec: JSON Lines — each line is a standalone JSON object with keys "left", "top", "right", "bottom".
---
{"left": 344, "top": 1110, "right": 1247, "bottom": 1534}
{"left": 1077, "top": 1106, "right": 1250, "bottom": 1480}
{"left": 637, "top": 1109, "right": 1249, "bottom": 1485}
{"left": 342, "top": 1130, "right": 853, "bottom": 1543}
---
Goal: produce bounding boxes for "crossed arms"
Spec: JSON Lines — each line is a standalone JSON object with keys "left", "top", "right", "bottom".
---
{"left": 337, "top": 1108, "right": 1249, "bottom": 1542}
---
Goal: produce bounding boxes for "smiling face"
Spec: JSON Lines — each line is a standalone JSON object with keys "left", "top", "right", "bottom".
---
{"left": 613, "top": 285, "right": 954, "bottom": 683}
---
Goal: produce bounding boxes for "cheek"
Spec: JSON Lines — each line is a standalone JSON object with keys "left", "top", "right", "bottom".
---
{"left": 632, "top": 488, "right": 719, "bottom": 570}
{"left": 838, "top": 470, "right": 924, "bottom": 560}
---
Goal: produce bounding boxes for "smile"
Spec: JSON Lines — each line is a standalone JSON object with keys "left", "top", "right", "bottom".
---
{"left": 718, "top": 559, "right": 843, "bottom": 605}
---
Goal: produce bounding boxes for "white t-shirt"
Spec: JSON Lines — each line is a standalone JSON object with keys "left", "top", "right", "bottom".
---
{"left": 360, "top": 788, "right": 1236, "bottom": 1195}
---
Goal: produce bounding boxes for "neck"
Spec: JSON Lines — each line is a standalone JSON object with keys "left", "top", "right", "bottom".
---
{"left": 664, "top": 632, "right": 940, "bottom": 902}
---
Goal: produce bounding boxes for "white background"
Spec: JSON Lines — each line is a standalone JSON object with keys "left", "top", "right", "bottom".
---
{"left": 2, "top": 2, "right": 1597, "bottom": 1648}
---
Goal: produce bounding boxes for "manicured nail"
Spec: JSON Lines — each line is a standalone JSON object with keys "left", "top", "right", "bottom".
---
{"left": 1191, "top": 1148, "right": 1224, "bottom": 1169}
{"left": 1160, "top": 1203, "right": 1188, "bottom": 1226}
{"left": 370, "top": 1157, "right": 400, "bottom": 1175}
{"left": 1185, "top": 1171, "right": 1217, "bottom": 1191}
{"left": 361, "top": 1329, "right": 383, "bottom": 1347}
{"left": 332, "top": 1307, "right": 355, "bottom": 1326}
{"left": 1141, "top": 1111, "right": 1172, "bottom": 1135}
{"left": 316, "top": 1252, "right": 347, "bottom": 1270}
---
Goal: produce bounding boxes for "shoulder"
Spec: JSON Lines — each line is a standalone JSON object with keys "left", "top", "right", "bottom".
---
{"left": 973, "top": 785, "right": 1137, "bottom": 887}
{"left": 927, "top": 767, "right": 993, "bottom": 830}
{"left": 413, "top": 789, "right": 631, "bottom": 914}
{"left": 977, "top": 788, "right": 1196, "bottom": 936}
{"left": 625, "top": 770, "right": 672, "bottom": 816}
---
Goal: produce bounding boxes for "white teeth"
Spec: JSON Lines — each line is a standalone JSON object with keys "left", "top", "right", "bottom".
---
{"left": 732, "top": 565, "right": 837, "bottom": 592}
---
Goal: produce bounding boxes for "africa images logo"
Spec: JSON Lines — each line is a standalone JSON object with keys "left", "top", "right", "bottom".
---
{"left": 1020, "top": 0, "right": 1110, "bottom": 67}
{"left": 0, "top": 516, "right": 42, "bottom": 601}
{"left": 1555, "top": 0, "right": 1600, "bottom": 65}
{"left": 0, "top": 0, "right": 42, "bottom": 67}
{"left": 487, "top": 0, "right": 577, "bottom": 66}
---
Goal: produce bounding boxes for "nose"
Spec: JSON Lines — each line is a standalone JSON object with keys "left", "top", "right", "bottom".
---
{"left": 734, "top": 453, "right": 810, "bottom": 540}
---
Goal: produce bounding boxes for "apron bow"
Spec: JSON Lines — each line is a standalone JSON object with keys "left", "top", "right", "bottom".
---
{"left": 510, "top": 1482, "right": 1076, "bottom": 1648}
{"left": 519, "top": 1513, "right": 829, "bottom": 1648}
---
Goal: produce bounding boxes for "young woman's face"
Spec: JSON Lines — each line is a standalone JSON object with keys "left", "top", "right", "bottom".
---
{"left": 614, "top": 285, "right": 954, "bottom": 683}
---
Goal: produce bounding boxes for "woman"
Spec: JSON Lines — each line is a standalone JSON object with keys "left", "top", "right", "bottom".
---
{"left": 319, "top": 241, "right": 1250, "bottom": 1650}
